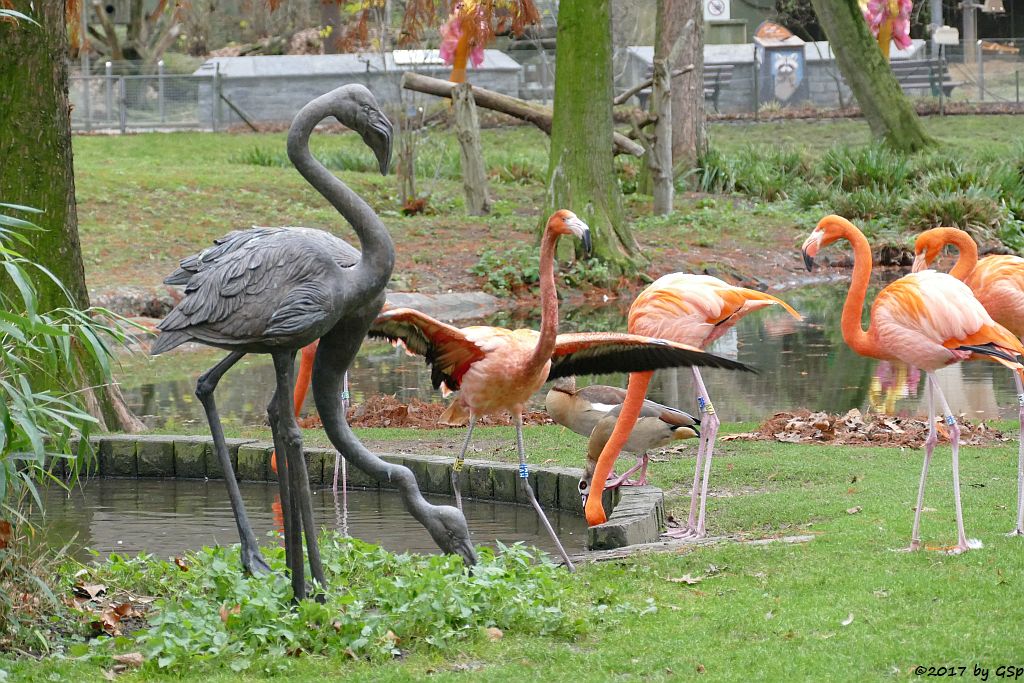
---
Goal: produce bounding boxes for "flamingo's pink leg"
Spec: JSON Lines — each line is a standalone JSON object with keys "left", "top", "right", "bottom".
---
{"left": 932, "top": 377, "right": 979, "bottom": 554}
{"left": 906, "top": 374, "right": 937, "bottom": 552}
{"left": 1009, "top": 370, "right": 1024, "bottom": 537}
{"left": 666, "top": 367, "right": 718, "bottom": 540}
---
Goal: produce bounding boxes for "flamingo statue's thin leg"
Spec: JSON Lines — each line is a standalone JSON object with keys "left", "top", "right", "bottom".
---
{"left": 272, "top": 351, "right": 326, "bottom": 597}
{"left": 195, "top": 352, "right": 271, "bottom": 575}
{"left": 1011, "top": 370, "right": 1024, "bottom": 537}
{"left": 451, "top": 415, "right": 477, "bottom": 511}
{"left": 267, "top": 374, "right": 301, "bottom": 595}
{"left": 514, "top": 412, "right": 575, "bottom": 571}
{"left": 907, "top": 374, "right": 937, "bottom": 552}
{"left": 932, "top": 375, "right": 976, "bottom": 554}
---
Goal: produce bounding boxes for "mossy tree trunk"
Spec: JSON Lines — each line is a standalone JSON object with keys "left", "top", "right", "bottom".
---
{"left": 545, "top": 0, "right": 640, "bottom": 275}
{"left": 809, "top": 0, "right": 935, "bottom": 153}
{"left": 0, "top": 1, "right": 142, "bottom": 432}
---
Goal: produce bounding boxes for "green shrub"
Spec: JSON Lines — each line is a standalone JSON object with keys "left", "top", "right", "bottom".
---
{"left": 817, "top": 146, "right": 912, "bottom": 192}
{"left": 0, "top": 204, "right": 130, "bottom": 651}
{"left": 900, "top": 188, "right": 1005, "bottom": 237}
{"left": 692, "top": 148, "right": 736, "bottom": 194}
{"left": 469, "top": 245, "right": 541, "bottom": 295}
{"left": 77, "top": 537, "right": 584, "bottom": 674}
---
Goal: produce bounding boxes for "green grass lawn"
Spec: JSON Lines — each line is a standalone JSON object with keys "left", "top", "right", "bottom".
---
{"left": 8, "top": 423, "right": 1024, "bottom": 681}
{"left": 74, "top": 114, "right": 1024, "bottom": 296}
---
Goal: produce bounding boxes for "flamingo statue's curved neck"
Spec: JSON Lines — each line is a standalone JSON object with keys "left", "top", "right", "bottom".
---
{"left": 287, "top": 95, "right": 395, "bottom": 300}
{"left": 936, "top": 228, "right": 979, "bottom": 280}
{"left": 524, "top": 226, "right": 562, "bottom": 378}
{"left": 837, "top": 222, "right": 879, "bottom": 359}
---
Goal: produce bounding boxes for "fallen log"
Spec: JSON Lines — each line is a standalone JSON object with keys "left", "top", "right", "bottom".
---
{"left": 401, "top": 71, "right": 645, "bottom": 157}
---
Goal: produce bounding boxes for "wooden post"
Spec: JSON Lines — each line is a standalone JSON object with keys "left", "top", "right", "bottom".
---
{"left": 451, "top": 83, "right": 492, "bottom": 216}
{"left": 649, "top": 58, "right": 673, "bottom": 215}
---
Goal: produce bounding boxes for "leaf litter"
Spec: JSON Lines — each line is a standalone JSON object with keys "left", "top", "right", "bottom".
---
{"left": 722, "top": 409, "right": 1009, "bottom": 448}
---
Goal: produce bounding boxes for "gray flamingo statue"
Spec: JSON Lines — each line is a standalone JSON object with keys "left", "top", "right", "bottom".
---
{"left": 151, "top": 84, "right": 477, "bottom": 600}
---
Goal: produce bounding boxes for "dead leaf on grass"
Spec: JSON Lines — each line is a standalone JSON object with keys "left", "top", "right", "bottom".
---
{"left": 485, "top": 627, "right": 503, "bottom": 641}
{"left": 846, "top": 506, "right": 862, "bottom": 515}
{"left": 841, "top": 613, "right": 854, "bottom": 626}
{"left": 112, "top": 653, "right": 144, "bottom": 667}
{"left": 667, "top": 574, "right": 703, "bottom": 585}
{"left": 74, "top": 582, "right": 107, "bottom": 600}
{"left": 174, "top": 556, "right": 189, "bottom": 571}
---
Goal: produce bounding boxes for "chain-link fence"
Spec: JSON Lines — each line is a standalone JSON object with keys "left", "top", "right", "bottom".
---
{"left": 69, "top": 40, "right": 1024, "bottom": 133}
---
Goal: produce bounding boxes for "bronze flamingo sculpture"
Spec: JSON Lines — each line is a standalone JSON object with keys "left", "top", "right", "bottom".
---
{"left": 152, "top": 85, "right": 476, "bottom": 600}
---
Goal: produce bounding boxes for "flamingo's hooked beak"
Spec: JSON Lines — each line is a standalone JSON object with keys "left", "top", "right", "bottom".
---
{"left": 801, "top": 229, "right": 824, "bottom": 272}
{"left": 565, "top": 215, "right": 592, "bottom": 256}
{"left": 368, "top": 112, "right": 393, "bottom": 176}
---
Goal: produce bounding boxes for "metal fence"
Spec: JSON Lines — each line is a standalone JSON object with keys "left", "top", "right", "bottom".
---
{"left": 69, "top": 42, "right": 1024, "bottom": 133}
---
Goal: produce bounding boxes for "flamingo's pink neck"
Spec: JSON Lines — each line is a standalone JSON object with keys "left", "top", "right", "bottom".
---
{"left": 837, "top": 222, "right": 879, "bottom": 359}
{"left": 524, "top": 227, "right": 561, "bottom": 378}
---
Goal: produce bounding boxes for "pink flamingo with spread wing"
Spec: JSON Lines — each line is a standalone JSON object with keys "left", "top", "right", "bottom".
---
{"left": 367, "top": 210, "right": 754, "bottom": 569}
{"left": 913, "top": 226, "right": 1024, "bottom": 536}
{"left": 583, "top": 273, "right": 802, "bottom": 534}
{"left": 805, "top": 215, "right": 1024, "bottom": 553}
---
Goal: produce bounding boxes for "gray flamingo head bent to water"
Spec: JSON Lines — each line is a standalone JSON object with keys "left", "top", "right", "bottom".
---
{"left": 152, "top": 84, "right": 476, "bottom": 597}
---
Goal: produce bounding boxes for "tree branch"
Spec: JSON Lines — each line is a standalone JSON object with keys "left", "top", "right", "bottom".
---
{"left": 612, "top": 64, "right": 694, "bottom": 106}
{"left": 401, "top": 72, "right": 645, "bottom": 157}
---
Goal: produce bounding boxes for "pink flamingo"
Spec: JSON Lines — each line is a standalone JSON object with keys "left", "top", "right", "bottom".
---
{"left": 913, "top": 226, "right": 1024, "bottom": 536}
{"left": 584, "top": 274, "right": 802, "bottom": 533}
{"left": 805, "top": 215, "right": 1024, "bottom": 553}
{"left": 368, "top": 210, "right": 753, "bottom": 569}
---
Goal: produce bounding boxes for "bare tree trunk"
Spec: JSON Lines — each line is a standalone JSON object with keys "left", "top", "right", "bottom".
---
{"left": 545, "top": 0, "right": 640, "bottom": 275}
{"left": 809, "top": 0, "right": 934, "bottom": 152}
{"left": 658, "top": 0, "right": 705, "bottom": 174}
{"left": 452, "top": 83, "right": 492, "bottom": 216}
{"left": 649, "top": 59, "right": 674, "bottom": 214}
{"left": 320, "top": 0, "right": 343, "bottom": 54}
{"left": 0, "top": 0, "right": 142, "bottom": 433}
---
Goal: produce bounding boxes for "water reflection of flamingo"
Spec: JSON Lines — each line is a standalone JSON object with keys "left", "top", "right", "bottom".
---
{"left": 803, "top": 215, "right": 1024, "bottom": 553}
{"left": 913, "top": 227, "right": 1024, "bottom": 537}
{"left": 584, "top": 274, "right": 802, "bottom": 535}
{"left": 368, "top": 211, "right": 754, "bottom": 569}
{"left": 868, "top": 361, "right": 921, "bottom": 414}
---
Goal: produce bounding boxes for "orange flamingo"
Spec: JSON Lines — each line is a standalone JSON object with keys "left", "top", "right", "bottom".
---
{"left": 367, "top": 210, "right": 754, "bottom": 569}
{"left": 583, "top": 274, "right": 802, "bottom": 533}
{"left": 913, "top": 226, "right": 1024, "bottom": 536}
{"left": 804, "top": 215, "right": 1024, "bottom": 553}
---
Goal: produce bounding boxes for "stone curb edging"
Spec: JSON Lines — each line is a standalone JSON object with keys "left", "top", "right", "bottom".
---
{"left": 61, "top": 434, "right": 665, "bottom": 551}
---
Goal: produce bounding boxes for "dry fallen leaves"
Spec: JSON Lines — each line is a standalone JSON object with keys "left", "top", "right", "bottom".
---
{"left": 0, "top": 519, "right": 11, "bottom": 549}
{"left": 112, "top": 653, "right": 144, "bottom": 667}
{"left": 485, "top": 627, "right": 503, "bottom": 641}
{"left": 725, "top": 409, "right": 1008, "bottom": 447}
{"left": 174, "top": 556, "right": 189, "bottom": 572}
{"left": 846, "top": 506, "right": 862, "bottom": 515}
{"left": 74, "top": 583, "right": 108, "bottom": 600}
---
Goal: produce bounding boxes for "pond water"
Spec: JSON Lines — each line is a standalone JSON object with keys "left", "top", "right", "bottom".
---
{"left": 119, "top": 278, "right": 1023, "bottom": 428}
{"left": 36, "top": 479, "right": 587, "bottom": 561}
